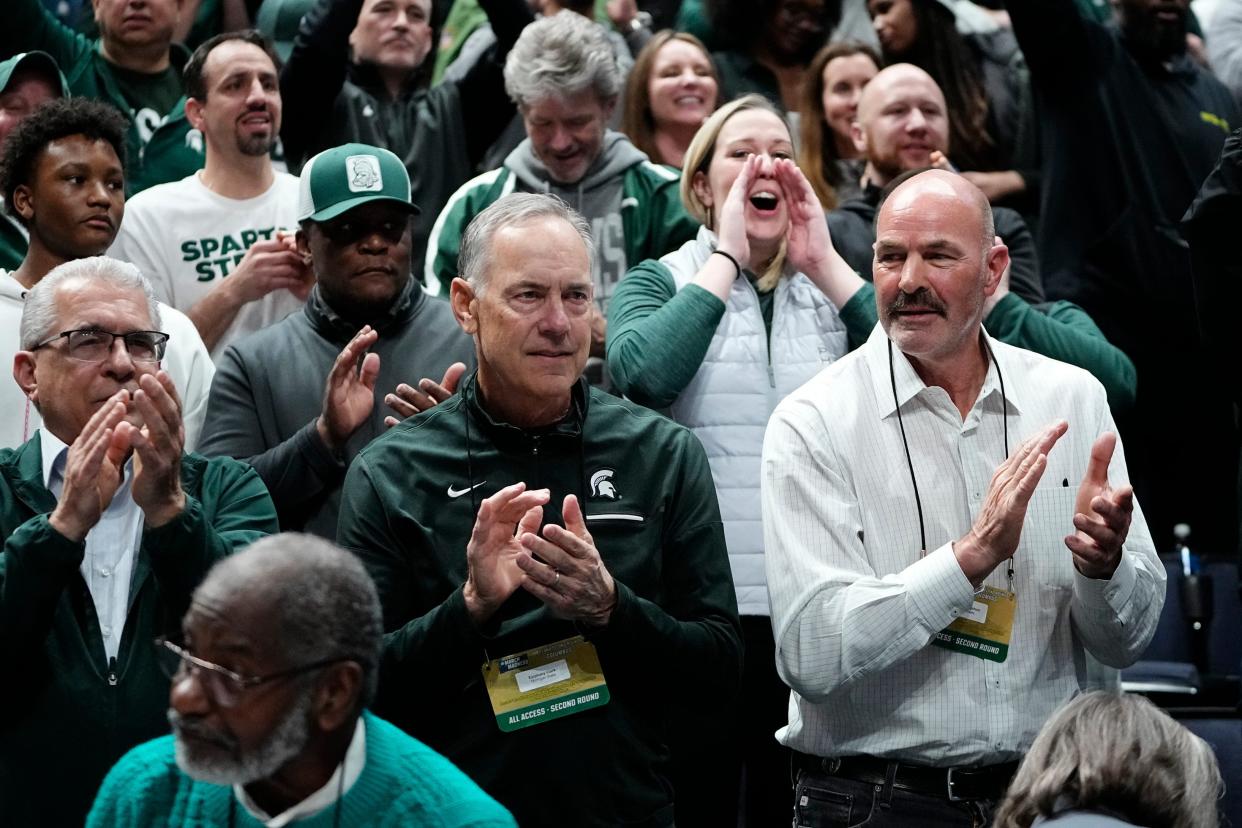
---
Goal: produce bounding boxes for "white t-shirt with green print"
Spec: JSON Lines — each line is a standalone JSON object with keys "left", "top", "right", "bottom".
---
{"left": 109, "top": 171, "right": 304, "bottom": 361}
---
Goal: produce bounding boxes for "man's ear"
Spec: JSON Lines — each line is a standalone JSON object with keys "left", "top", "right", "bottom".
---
{"left": 12, "top": 184, "right": 35, "bottom": 224}
{"left": 312, "top": 662, "right": 364, "bottom": 733}
{"left": 13, "top": 352, "right": 38, "bottom": 406}
{"left": 450, "top": 277, "right": 479, "bottom": 336}
{"left": 983, "top": 237, "right": 1009, "bottom": 297}
{"left": 601, "top": 95, "right": 618, "bottom": 124}
{"left": 184, "top": 96, "right": 206, "bottom": 133}
{"left": 850, "top": 120, "right": 867, "bottom": 156}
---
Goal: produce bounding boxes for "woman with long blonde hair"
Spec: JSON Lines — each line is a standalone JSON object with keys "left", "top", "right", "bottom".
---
{"left": 606, "top": 94, "right": 865, "bottom": 826}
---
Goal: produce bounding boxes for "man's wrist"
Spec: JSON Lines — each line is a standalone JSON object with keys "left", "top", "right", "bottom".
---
{"left": 463, "top": 580, "right": 496, "bottom": 627}
{"left": 48, "top": 508, "right": 90, "bottom": 543}
{"left": 142, "top": 491, "right": 186, "bottom": 529}
{"left": 315, "top": 415, "right": 343, "bottom": 455}
{"left": 952, "top": 532, "right": 993, "bottom": 588}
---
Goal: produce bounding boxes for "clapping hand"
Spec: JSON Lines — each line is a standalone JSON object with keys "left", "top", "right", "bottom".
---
{"left": 517, "top": 494, "right": 617, "bottom": 626}
{"left": 1065, "top": 433, "right": 1133, "bottom": 579}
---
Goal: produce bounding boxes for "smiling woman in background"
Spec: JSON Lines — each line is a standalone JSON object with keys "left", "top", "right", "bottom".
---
{"left": 798, "top": 41, "right": 882, "bottom": 208}
{"left": 621, "top": 30, "right": 720, "bottom": 168}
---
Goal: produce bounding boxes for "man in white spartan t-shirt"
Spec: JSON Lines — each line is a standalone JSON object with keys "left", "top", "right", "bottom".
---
{"left": 109, "top": 32, "right": 312, "bottom": 362}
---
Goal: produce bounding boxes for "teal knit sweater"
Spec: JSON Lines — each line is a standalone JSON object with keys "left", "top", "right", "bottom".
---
{"left": 86, "top": 712, "right": 516, "bottom": 828}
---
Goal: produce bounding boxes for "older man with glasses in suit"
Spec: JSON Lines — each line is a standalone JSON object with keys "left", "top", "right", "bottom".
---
{"left": 0, "top": 255, "right": 277, "bottom": 826}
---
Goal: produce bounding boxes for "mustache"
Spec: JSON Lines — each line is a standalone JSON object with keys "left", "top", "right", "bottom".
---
{"left": 887, "top": 288, "right": 947, "bottom": 317}
{"left": 168, "top": 709, "right": 237, "bottom": 752}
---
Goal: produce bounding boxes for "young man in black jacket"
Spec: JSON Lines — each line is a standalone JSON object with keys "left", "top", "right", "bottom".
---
{"left": 337, "top": 193, "right": 742, "bottom": 828}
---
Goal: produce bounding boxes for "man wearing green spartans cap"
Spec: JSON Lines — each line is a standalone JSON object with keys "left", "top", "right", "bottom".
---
{"left": 0, "top": 51, "right": 68, "bottom": 272}
{"left": 199, "top": 143, "right": 474, "bottom": 540}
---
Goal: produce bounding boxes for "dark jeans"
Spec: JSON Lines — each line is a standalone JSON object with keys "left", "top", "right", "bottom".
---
{"left": 792, "top": 769, "right": 997, "bottom": 828}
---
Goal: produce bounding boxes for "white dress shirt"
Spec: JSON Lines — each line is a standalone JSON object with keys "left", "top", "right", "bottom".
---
{"left": 235, "top": 718, "right": 367, "bottom": 826}
{"left": 762, "top": 325, "right": 1165, "bottom": 765}
{"left": 41, "top": 429, "right": 142, "bottom": 662}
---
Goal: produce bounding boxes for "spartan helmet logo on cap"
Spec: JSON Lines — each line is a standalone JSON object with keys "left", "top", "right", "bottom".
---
{"left": 346, "top": 154, "right": 383, "bottom": 192}
{"left": 590, "top": 469, "right": 619, "bottom": 500}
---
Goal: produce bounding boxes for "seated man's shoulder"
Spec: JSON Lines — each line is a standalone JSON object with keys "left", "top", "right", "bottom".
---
{"left": 354, "top": 389, "right": 468, "bottom": 468}
{"left": 219, "top": 308, "right": 315, "bottom": 366}
{"left": 360, "top": 714, "right": 515, "bottom": 826}
{"left": 125, "top": 175, "right": 192, "bottom": 206}
{"left": 89, "top": 735, "right": 190, "bottom": 822}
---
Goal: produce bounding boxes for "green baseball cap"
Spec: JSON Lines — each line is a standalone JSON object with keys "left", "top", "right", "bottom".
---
{"left": 0, "top": 51, "right": 69, "bottom": 98}
{"left": 297, "top": 142, "right": 420, "bottom": 223}
{"left": 256, "top": 0, "right": 315, "bottom": 61}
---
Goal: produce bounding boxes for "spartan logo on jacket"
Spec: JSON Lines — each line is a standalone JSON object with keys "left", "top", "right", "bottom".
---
{"left": 590, "top": 469, "right": 619, "bottom": 500}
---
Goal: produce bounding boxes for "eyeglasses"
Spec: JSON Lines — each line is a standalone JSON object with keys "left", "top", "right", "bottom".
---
{"left": 34, "top": 328, "right": 169, "bottom": 363}
{"left": 154, "top": 637, "right": 348, "bottom": 709}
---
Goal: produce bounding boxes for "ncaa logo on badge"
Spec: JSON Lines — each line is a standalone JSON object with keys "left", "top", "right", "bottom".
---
{"left": 346, "top": 155, "right": 383, "bottom": 192}
{"left": 590, "top": 469, "right": 619, "bottom": 500}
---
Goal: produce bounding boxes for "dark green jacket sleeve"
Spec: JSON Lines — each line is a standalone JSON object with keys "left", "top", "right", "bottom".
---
{"left": 623, "top": 166, "right": 701, "bottom": 266}
{"left": 606, "top": 259, "right": 726, "bottom": 409}
{"left": 0, "top": 515, "right": 84, "bottom": 668}
{"left": 983, "top": 293, "right": 1137, "bottom": 412}
{"left": 2, "top": 0, "right": 93, "bottom": 78}
{"left": 142, "top": 458, "right": 279, "bottom": 623}
{"left": 838, "top": 281, "right": 879, "bottom": 350}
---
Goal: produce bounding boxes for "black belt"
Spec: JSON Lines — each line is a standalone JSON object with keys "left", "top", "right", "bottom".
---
{"left": 794, "top": 752, "right": 1018, "bottom": 802}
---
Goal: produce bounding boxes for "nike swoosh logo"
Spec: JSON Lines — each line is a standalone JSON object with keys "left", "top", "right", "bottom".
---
{"left": 447, "top": 482, "right": 486, "bottom": 498}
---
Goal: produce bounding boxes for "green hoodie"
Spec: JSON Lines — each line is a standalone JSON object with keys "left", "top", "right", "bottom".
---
{"left": 424, "top": 131, "right": 699, "bottom": 307}
{"left": 5, "top": 0, "right": 205, "bottom": 194}
{"left": 337, "top": 373, "right": 741, "bottom": 828}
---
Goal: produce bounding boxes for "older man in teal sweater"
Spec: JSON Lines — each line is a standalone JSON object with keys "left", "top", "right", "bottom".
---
{"left": 88, "top": 534, "right": 513, "bottom": 828}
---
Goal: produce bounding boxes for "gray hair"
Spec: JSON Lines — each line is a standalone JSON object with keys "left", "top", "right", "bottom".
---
{"left": 994, "top": 691, "right": 1222, "bottom": 828}
{"left": 458, "top": 192, "right": 595, "bottom": 295}
{"left": 503, "top": 11, "right": 622, "bottom": 109}
{"left": 19, "top": 256, "right": 162, "bottom": 350}
{"left": 195, "top": 533, "right": 385, "bottom": 712}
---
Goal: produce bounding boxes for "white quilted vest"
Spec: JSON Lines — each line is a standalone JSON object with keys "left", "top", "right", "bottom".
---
{"left": 665, "top": 229, "right": 848, "bottom": 615}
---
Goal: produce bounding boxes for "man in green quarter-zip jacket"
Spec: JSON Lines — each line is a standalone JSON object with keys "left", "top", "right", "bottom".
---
{"left": 0, "top": 257, "right": 277, "bottom": 826}
{"left": 337, "top": 192, "right": 741, "bottom": 828}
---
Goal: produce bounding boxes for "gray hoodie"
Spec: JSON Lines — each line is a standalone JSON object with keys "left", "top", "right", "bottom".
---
{"left": 503, "top": 130, "right": 649, "bottom": 309}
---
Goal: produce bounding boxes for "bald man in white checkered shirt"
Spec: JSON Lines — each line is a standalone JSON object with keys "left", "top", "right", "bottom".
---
{"left": 762, "top": 170, "right": 1165, "bottom": 826}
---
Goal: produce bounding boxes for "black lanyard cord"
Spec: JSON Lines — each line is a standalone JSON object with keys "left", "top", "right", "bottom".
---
{"left": 888, "top": 336, "right": 1010, "bottom": 565}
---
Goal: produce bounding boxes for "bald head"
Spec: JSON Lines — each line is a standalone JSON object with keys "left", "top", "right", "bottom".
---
{"left": 871, "top": 168, "right": 1008, "bottom": 369}
{"left": 190, "top": 534, "right": 384, "bottom": 708}
{"left": 878, "top": 169, "right": 994, "bottom": 250}
{"left": 852, "top": 63, "right": 950, "bottom": 185}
